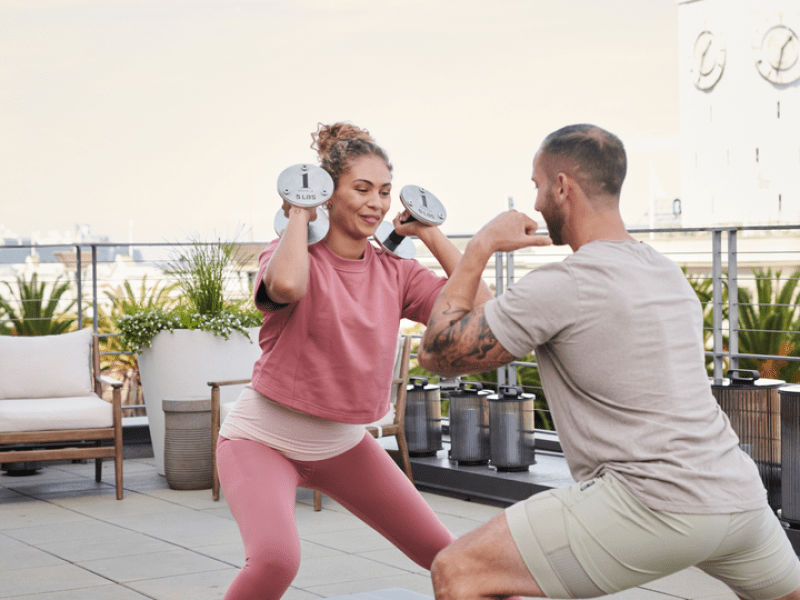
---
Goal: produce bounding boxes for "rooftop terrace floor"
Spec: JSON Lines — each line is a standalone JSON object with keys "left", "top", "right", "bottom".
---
{"left": 1, "top": 451, "right": 739, "bottom": 600}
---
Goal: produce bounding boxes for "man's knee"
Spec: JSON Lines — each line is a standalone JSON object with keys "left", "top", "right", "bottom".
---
{"left": 431, "top": 545, "right": 471, "bottom": 600}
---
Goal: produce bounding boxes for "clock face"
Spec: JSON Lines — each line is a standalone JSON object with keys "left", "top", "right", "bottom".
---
{"left": 690, "top": 30, "right": 726, "bottom": 90}
{"left": 752, "top": 16, "right": 800, "bottom": 85}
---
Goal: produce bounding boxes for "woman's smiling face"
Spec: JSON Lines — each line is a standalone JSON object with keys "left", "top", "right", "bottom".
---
{"left": 328, "top": 154, "right": 392, "bottom": 241}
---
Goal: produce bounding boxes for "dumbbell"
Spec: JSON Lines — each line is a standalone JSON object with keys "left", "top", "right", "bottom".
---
{"left": 374, "top": 185, "right": 447, "bottom": 259}
{"left": 273, "top": 163, "right": 334, "bottom": 244}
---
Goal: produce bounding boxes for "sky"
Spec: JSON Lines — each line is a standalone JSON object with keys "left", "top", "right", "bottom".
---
{"left": 0, "top": 0, "right": 680, "bottom": 245}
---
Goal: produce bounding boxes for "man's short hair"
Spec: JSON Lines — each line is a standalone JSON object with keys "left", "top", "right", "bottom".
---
{"left": 540, "top": 124, "right": 627, "bottom": 198}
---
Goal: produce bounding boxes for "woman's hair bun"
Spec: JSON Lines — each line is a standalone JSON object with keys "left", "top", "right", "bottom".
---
{"left": 312, "top": 122, "right": 373, "bottom": 157}
{"left": 310, "top": 121, "right": 392, "bottom": 185}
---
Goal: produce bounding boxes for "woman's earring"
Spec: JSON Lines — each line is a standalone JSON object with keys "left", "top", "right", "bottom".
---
{"left": 325, "top": 202, "right": 333, "bottom": 210}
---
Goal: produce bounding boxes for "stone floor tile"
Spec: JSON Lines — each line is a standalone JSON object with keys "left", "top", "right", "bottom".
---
{"left": 284, "top": 588, "right": 326, "bottom": 600}
{"left": 113, "top": 458, "right": 158, "bottom": 473}
{"left": 78, "top": 547, "right": 229, "bottom": 583}
{"left": 299, "top": 539, "right": 344, "bottom": 560}
{"left": 39, "top": 530, "right": 176, "bottom": 562}
{"left": 418, "top": 491, "right": 503, "bottom": 522}
{"left": 357, "top": 547, "right": 428, "bottom": 574}
{"left": 118, "top": 471, "right": 172, "bottom": 493}
{"left": 1, "top": 467, "right": 85, "bottom": 484}
{"left": 202, "top": 505, "right": 237, "bottom": 520}
{"left": 0, "top": 534, "right": 64, "bottom": 570}
{"left": 124, "top": 567, "right": 239, "bottom": 600}
{"left": 0, "top": 487, "right": 25, "bottom": 502}
{"left": 305, "top": 572, "right": 436, "bottom": 598}
{"left": 48, "top": 489, "right": 190, "bottom": 519}
{"left": 0, "top": 500, "right": 90, "bottom": 531}
{"left": 107, "top": 508, "right": 240, "bottom": 547}
{"left": 433, "top": 512, "right": 491, "bottom": 537}
{"left": 2, "top": 517, "right": 128, "bottom": 545}
{"left": 144, "top": 486, "right": 221, "bottom": 509}
{"left": 192, "top": 540, "right": 246, "bottom": 567}
{"left": 303, "top": 527, "right": 397, "bottom": 554}
{"left": 295, "top": 504, "right": 371, "bottom": 535}
{"left": 1, "top": 471, "right": 118, "bottom": 499}
{"left": 10, "top": 584, "right": 152, "bottom": 599}
{"left": 0, "top": 563, "right": 109, "bottom": 598}
{"left": 293, "top": 553, "right": 408, "bottom": 588}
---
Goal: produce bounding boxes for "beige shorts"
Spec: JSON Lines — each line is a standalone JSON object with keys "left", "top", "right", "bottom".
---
{"left": 506, "top": 473, "right": 800, "bottom": 600}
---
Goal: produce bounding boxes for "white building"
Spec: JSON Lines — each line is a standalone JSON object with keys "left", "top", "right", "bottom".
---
{"left": 678, "top": 0, "right": 800, "bottom": 226}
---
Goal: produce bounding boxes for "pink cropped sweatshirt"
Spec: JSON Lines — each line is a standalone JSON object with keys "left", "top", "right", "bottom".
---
{"left": 250, "top": 239, "right": 447, "bottom": 424}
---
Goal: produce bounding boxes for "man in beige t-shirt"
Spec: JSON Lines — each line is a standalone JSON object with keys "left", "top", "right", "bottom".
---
{"left": 418, "top": 124, "right": 800, "bottom": 600}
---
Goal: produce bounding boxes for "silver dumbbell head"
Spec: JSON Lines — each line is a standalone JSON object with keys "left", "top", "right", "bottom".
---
{"left": 399, "top": 185, "right": 446, "bottom": 226}
{"left": 277, "top": 163, "right": 334, "bottom": 208}
{"left": 374, "top": 220, "right": 416, "bottom": 259}
{"left": 274, "top": 207, "right": 329, "bottom": 245}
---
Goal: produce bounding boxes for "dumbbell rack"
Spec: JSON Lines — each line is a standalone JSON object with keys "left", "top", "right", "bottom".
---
{"left": 393, "top": 429, "right": 570, "bottom": 507}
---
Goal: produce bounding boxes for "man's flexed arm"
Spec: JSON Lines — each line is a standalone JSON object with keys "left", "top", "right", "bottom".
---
{"left": 418, "top": 211, "right": 551, "bottom": 377}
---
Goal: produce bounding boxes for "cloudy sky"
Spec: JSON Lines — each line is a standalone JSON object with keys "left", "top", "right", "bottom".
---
{"left": 0, "top": 0, "right": 680, "bottom": 244}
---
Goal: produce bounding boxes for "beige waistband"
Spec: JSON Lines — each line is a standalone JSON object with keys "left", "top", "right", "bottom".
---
{"left": 218, "top": 385, "right": 367, "bottom": 461}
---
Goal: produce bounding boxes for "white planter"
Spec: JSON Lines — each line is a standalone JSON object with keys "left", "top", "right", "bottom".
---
{"left": 138, "top": 327, "right": 261, "bottom": 475}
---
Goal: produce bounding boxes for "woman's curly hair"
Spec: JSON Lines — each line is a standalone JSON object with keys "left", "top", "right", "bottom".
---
{"left": 311, "top": 122, "right": 392, "bottom": 186}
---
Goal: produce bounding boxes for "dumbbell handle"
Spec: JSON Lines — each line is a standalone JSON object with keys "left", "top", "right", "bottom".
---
{"left": 375, "top": 186, "right": 446, "bottom": 259}
{"left": 382, "top": 215, "right": 418, "bottom": 253}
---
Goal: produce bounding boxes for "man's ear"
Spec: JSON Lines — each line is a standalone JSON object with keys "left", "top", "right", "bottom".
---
{"left": 555, "top": 172, "right": 570, "bottom": 204}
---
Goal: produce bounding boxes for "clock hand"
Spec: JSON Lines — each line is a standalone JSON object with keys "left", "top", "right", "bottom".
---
{"left": 702, "top": 39, "right": 712, "bottom": 58}
{"left": 778, "top": 34, "right": 792, "bottom": 68}
{"left": 700, "top": 39, "right": 713, "bottom": 70}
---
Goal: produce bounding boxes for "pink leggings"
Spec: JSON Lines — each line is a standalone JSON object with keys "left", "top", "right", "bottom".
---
{"left": 217, "top": 434, "right": 455, "bottom": 600}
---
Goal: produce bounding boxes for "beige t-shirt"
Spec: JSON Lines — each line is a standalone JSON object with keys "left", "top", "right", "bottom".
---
{"left": 484, "top": 240, "right": 766, "bottom": 514}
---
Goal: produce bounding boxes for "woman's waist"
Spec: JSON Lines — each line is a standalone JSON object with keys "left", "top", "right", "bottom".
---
{"left": 219, "top": 385, "right": 368, "bottom": 460}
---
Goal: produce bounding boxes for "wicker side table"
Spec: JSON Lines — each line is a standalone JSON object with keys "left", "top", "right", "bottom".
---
{"left": 163, "top": 397, "right": 213, "bottom": 490}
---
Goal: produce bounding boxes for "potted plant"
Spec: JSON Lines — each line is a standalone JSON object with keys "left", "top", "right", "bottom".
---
{"left": 116, "top": 237, "right": 263, "bottom": 476}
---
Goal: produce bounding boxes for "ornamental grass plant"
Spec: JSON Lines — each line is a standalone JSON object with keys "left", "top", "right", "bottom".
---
{"left": 116, "top": 237, "right": 262, "bottom": 354}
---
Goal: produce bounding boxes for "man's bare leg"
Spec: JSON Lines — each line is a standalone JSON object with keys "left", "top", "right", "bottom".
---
{"left": 431, "top": 512, "right": 546, "bottom": 600}
{"left": 773, "top": 586, "right": 800, "bottom": 600}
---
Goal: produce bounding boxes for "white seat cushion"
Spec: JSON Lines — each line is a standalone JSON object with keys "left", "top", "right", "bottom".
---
{"left": 0, "top": 394, "right": 112, "bottom": 433}
{"left": 0, "top": 328, "right": 93, "bottom": 400}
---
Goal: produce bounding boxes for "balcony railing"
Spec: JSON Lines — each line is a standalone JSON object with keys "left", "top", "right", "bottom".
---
{"left": 3, "top": 225, "right": 800, "bottom": 436}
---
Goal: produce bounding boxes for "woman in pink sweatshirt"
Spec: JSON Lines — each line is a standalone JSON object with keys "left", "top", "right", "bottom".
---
{"left": 217, "top": 121, "right": 493, "bottom": 600}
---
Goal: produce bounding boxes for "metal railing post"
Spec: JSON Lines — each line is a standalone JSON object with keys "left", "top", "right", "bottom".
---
{"left": 91, "top": 245, "right": 99, "bottom": 334}
{"left": 506, "top": 248, "right": 516, "bottom": 386}
{"left": 712, "top": 229, "right": 724, "bottom": 380}
{"left": 728, "top": 230, "right": 739, "bottom": 372}
{"left": 75, "top": 244, "right": 83, "bottom": 330}
{"left": 495, "top": 250, "right": 506, "bottom": 386}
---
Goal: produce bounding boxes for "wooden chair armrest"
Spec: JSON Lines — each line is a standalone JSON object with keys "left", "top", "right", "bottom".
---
{"left": 96, "top": 375, "right": 124, "bottom": 389}
{"left": 207, "top": 379, "right": 251, "bottom": 388}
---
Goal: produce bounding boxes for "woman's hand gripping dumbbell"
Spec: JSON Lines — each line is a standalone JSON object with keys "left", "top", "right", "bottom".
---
{"left": 273, "top": 163, "right": 334, "bottom": 244}
{"left": 374, "top": 185, "right": 447, "bottom": 259}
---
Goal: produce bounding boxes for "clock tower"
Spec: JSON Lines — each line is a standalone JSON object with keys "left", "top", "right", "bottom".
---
{"left": 678, "top": 0, "right": 800, "bottom": 227}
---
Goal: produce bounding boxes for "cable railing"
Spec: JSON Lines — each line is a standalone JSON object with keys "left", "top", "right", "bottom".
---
{"left": 3, "top": 225, "right": 800, "bottom": 438}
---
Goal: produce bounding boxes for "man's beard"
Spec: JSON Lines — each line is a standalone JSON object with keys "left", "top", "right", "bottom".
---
{"left": 541, "top": 193, "right": 565, "bottom": 246}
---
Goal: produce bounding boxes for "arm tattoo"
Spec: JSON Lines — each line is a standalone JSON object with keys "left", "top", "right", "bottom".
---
{"left": 423, "top": 301, "right": 516, "bottom": 375}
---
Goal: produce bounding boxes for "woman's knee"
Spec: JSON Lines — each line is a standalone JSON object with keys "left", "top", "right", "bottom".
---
{"left": 245, "top": 546, "right": 301, "bottom": 589}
